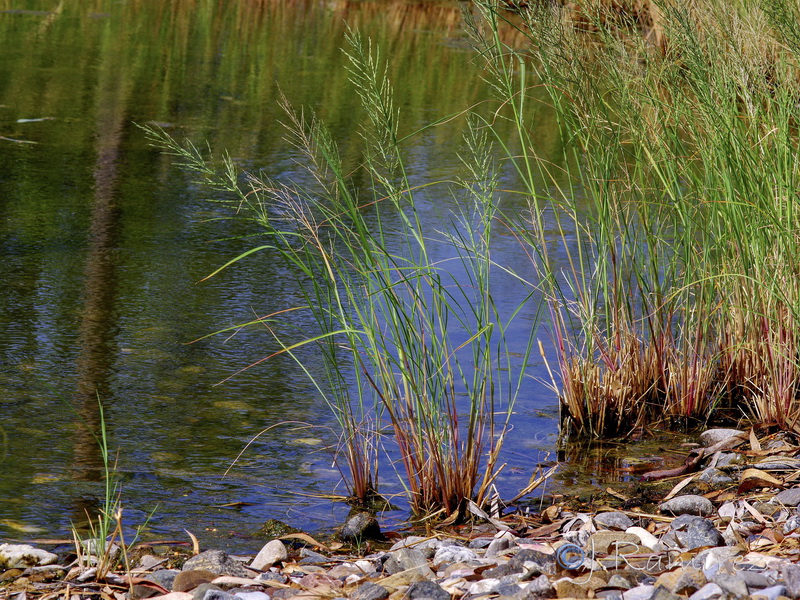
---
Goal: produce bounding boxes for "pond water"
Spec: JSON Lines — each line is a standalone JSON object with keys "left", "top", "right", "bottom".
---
{"left": 0, "top": 0, "right": 681, "bottom": 552}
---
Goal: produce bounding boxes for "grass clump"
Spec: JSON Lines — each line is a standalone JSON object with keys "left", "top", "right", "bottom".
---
{"left": 145, "top": 0, "right": 800, "bottom": 518}
{"left": 471, "top": 0, "right": 800, "bottom": 437}
{"left": 142, "top": 28, "right": 540, "bottom": 518}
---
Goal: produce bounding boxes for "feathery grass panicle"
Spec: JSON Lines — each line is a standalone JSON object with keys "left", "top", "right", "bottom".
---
{"left": 142, "top": 29, "right": 541, "bottom": 517}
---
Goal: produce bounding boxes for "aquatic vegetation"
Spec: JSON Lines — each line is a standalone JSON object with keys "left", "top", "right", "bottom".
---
{"left": 471, "top": 0, "right": 800, "bottom": 437}
{"left": 145, "top": 0, "right": 800, "bottom": 520}
{"left": 142, "top": 27, "right": 540, "bottom": 518}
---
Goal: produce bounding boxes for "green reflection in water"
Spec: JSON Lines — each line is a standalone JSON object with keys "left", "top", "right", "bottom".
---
{"left": 0, "top": 0, "right": 563, "bottom": 549}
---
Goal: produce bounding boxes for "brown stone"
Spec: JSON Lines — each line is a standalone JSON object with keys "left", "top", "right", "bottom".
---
{"left": 586, "top": 531, "right": 647, "bottom": 556}
{"left": 554, "top": 575, "right": 606, "bottom": 599}
{"left": 172, "top": 568, "right": 217, "bottom": 592}
{"left": 325, "top": 563, "right": 362, "bottom": 579}
{"left": 655, "top": 567, "right": 706, "bottom": 594}
{"left": 8, "top": 576, "right": 30, "bottom": 590}
{"left": 379, "top": 569, "right": 430, "bottom": 590}
{"left": 0, "top": 568, "right": 24, "bottom": 582}
{"left": 298, "top": 573, "right": 342, "bottom": 590}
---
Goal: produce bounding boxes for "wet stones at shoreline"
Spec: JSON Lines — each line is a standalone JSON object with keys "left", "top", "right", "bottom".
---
{"left": 7, "top": 500, "right": 800, "bottom": 600}
{"left": 6, "top": 427, "right": 800, "bottom": 600}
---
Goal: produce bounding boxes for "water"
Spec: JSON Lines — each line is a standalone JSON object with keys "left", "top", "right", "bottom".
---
{"left": 0, "top": 0, "right": 661, "bottom": 552}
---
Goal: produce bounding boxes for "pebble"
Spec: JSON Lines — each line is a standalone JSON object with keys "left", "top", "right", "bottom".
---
{"left": 233, "top": 593, "right": 269, "bottom": 600}
{"left": 189, "top": 584, "right": 222, "bottom": 600}
{"left": 625, "top": 526, "right": 660, "bottom": 550}
{"left": 650, "top": 586, "right": 684, "bottom": 600}
{"left": 146, "top": 569, "right": 180, "bottom": 590}
{"left": 508, "top": 548, "right": 556, "bottom": 575}
{"left": 688, "top": 582, "right": 724, "bottom": 600}
{"left": 173, "top": 570, "right": 217, "bottom": 592}
{"left": 406, "top": 579, "right": 450, "bottom": 600}
{"left": 659, "top": 494, "right": 715, "bottom": 516}
{"left": 467, "top": 577, "right": 501, "bottom": 595}
{"left": 594, "top": 511, "right": 634, "bottom": 531}
{"left": 0, "top": 544, "right": 58, "bottom": 569}
{"left": 699, "top": 428, "right": 745, "bottom": 447}
{"left": 623, "top": 584, "right": 654, "bottom": 600}
{"left": 755, "top": 584, "right": 787, "bottom": 600}
{"left": 198, "top": 590, "right": 236, "bottom": 600}
{"left": 585, "top": 531, "right": 643, "bottom": 554}
{"left": 351, "top": 582, "right": 389, "bottom": 600}
{"left": 655, "top": 566, "right": 706, "bottom": 594}
{"left": 340, "top": 512, "right": 381, "bottom": 542}
{"left": 714, "top": 572, "right": 749, "bottom": 597}
{"left": 384, "top": 547, "right": 432, "bottom": 577}
{"left": 8, "top": 426, "right": 800, "bottom": 600}
{"left": 486, "top": 530, "right": 516, "bottom": 557}
{"left": 250, "top": 540, "right": 287, "bottom": 570}
{"left": 432, "top": 544, "right": 478, "bottom": 566}
{"left": 669, "top": 515, "right": 725, "bottom": 550}
{"left": 775, "top": 487, "right": 800, "bottom": 507}
{"left": 182, "top": 551, "right": 248, "bottom": 578}
{"left": 297, "top": 548, "right": 328, "bottom": 564}
{"left": 782, "top": 562, "right": 800, "bottom": 598}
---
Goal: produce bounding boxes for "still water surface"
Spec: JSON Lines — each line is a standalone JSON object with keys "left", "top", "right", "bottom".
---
{"left": 0, "top": 0, "right": 663, "bottom": 551}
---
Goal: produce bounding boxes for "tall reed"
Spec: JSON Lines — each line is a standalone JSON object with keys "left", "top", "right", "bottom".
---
{"left": 469, "top": 0, "right": 800, "bottom": 437}
{"left": 143, "top": 28, "right": 539, "bottom": 517}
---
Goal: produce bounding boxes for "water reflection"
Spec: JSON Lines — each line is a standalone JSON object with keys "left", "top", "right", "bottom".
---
{"left": 72, "top": 17, "right": 131, "bottom": 489}
{"left": 0, "top": 0, "right": 562, "bottom": 549}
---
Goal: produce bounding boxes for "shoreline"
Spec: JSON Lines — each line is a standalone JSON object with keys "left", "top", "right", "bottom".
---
{"left": 5, "top": 427, "right": 800, "bottom": 599}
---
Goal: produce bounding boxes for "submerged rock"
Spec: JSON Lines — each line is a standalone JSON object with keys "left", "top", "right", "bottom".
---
{"left": 257, "top": 519, "right": 298, "bottom": 539}
{"left": 697, "top": 467, "right": 733, "bottom": 487}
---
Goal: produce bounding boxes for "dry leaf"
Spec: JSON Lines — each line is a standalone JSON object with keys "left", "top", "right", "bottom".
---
{"left": 524, "top": 520, "right": 564, "bottom": 539}
{"left": 467, "top": 499, "right": 510, "bottom": 531}
{"left": 741, "top": 499, "right": 768, "bottom": 524}
{"left": 705, "top": 490, "right": 736, "bottom": 503}
{"left": 750, "top": 429, "right": 762, "bottom": 452}
{"left": 212, "top": 576, "right": 288, "bottom": 588}
{"left": 280, "top": 532, "right": 330, "bottom": 551}
{"left": 126, "top": 578, "right": 169, "bottom": 594}
{"left": 605, "top": 487, "right": 629, "bottom": 501}
{"left": 738, "top": 468, "right": 783, "bottom": 494}
{"left": 542, "top": 505, "right": 560, "bottom": 524}
{"left": 184, "top": 529, "right": 200, "bottom": 556}
{"left": 663, "top": 474, "right": 696, "bottom": 501}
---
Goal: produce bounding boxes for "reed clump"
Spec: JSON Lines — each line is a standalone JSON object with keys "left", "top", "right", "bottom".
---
{"left": 146, "top": 0, "right": 800, "bottom": 518}
{"left": 142, "top": 27, "right": 542, "bottom": 518}
{"left": 471, "top": 0, "right": 800, "bottom": 438}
